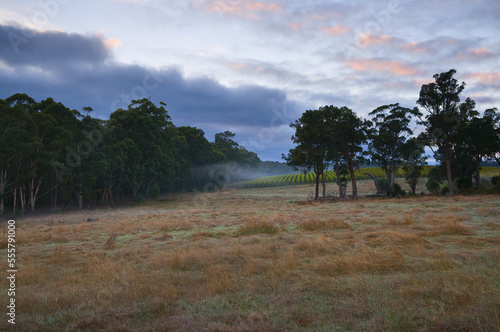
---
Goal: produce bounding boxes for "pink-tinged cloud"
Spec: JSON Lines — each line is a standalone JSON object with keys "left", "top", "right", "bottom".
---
{"left": 198, "top": 0, "right": 281, "bottom": 19}
{"left": 104, "top": 38, "right": 122, "bottom": 49}
{"left": 321, "top": 25, "right": 350, "bottom": 35}
{"left": 466, "top": 72, "right": 500, "bottom": 84}
{"left": 346, "top": 58, "right": 418, "bottom": 76}
{"left": 402, "top": 41, "right": 430, "bottom": 54}
{"left": 287, "top": 23, "right": 304, "bottom": 31}
{"left": 356, "top": 33, "right": 393, "bottom": 47}
{"left": 457, "top": 47, "right": 492, "bottom": 60}
{"left": 229, "top": 62, "right": 246, "bottom": 70}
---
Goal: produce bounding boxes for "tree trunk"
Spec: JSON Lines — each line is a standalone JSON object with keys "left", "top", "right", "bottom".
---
{"left": 12, "top": 187, "right": 17, "bottom": 213}
{"left": 335, "top": 169, "right": 344, "bottom": 199}
{"left": 474, "top": 154, "right": 481, "bottom": 189}
{"left": 78, "top": 192, "right": 83, "bottom": 210}
{"left": 52, "top": 180, "right": 58, "bottom": 211}
{"left": 365, "top": 172, "right": 382, "bottom": 193}
{"left": 344, "top": 148, "right": 357, "bottom": 200}
{"left": 314, "top": 171, "right": 320, "bottom": 200}
{"left": 321, "top": 173, "right": 326, "bottom": 197}
{"left": 410, "top": 174, "right": 417, "bottom": 195}
{"left": 29, "top": 178, "right": 35, "bottom": 212}
{"left": 334, "top": 159, "right": 345, "bottom": 199}
{"left": 446, "top": 157, "right": 454, "bottom": 197}
{"left": 19, "top": 185, "right": 25, "bottom": 213}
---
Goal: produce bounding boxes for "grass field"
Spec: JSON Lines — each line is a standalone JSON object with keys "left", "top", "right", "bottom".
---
{"left": 1, "top": 180, "right": 499, "bottom": 331}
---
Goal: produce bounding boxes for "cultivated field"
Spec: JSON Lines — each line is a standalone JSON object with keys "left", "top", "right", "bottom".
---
{"left": 1, "top": 180, "right": 499, "bottom": 331}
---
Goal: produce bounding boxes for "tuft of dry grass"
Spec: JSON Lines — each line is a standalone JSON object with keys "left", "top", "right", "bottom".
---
{"left": 386, "top": 214, "right": 415, "bottom": 226}
{"left": 103, "top": 233, "right": 117, "bottom": 249}
{"left": 423, "top": 220, "right": 474, "bottom": 237}
{"left": 238, "top": 219, "right": 279, "bottom": 235}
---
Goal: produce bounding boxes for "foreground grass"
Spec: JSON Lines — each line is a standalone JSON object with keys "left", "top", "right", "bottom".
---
{"left": 1, "top": 185, "right": 499, "bottom": 331}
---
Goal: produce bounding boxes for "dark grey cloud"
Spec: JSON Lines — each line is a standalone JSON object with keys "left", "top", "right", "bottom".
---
{"left": 0, "top": 24, "right": 301, "bottom": 160}
{"left": 0, "top": 24, "right": 111, "bottom": 67}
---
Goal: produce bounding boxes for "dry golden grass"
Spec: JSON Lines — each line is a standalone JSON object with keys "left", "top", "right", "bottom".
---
{"left": 1, "top": 183, "right": 499, "bottom": 331}
{"left": 298, "top": 216, "right": 351, "bottom": 231}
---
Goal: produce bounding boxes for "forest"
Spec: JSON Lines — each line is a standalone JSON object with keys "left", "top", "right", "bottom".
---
{"left": 0, "top": 95, "right": 260, "bottom": 214}
{"left": 1, "top": 69, "right": 499, "bottom": 214}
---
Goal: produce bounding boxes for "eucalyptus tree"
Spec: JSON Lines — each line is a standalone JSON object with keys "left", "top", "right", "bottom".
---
{"left": 283, "top": 109, "right": 330, "bottom": 200}
{"left": 456, "top": 108, "right": 500, "bottom": 188}
{"left": 368, "top": 103, "right": 419, "bottom": 196}
{"left": 106, "top": 99, "right": 178, "bottom": 201}
{"left": 401, "top": 138, "right": 427, "bottom": 195}
{"left": 322, "top": 106, "right": 369, "bottom": 200}
{"left": 0, "top": 99, "right": 37, "bottom": 213}
{"left": 416, "top": 69, "right": 477, "bottom": 196}
{"left": 176, "top": 126, "right": 225, "bottom": 190}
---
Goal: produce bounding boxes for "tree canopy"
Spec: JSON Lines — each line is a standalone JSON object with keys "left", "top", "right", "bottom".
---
{"left": 0, "top": 95, "right": 259, "bottom": 214}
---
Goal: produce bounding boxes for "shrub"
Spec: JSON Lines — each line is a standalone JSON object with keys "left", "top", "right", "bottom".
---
{"left": 428, "top": 166, "right": 444, "bottom": 182}
{"left": 390, "top": 183, "right": 405, "bottom": 197}
{"left": 426, "top": 180, "right": 440, "bottom": 195}
{"left": 377, "top": 179, "right": 389, "bottom": 195}
{"left": 134, "top": 193, "right": 144, "bottom": 204}
{"left": 492, "top": 175, "right": 500, "bottom": 193}
{"left": 457, "top": 178, "right": 472, "bottom": 193}
{"left": 149, "top": 184, "right": 160, "bottom": 199}
{"left": 440, "top": 184, "right": 449, "bottom": 196}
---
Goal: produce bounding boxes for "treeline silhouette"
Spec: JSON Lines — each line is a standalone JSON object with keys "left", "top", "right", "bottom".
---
{"left": 0, "top": 95, "right": 259, "bottom": 214}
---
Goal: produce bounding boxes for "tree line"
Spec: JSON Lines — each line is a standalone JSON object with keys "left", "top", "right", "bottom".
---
{"left": 0, "top": 96, "right": 260, "bottom": 214}
{"left": 284, "top": 69, "right": 500, "bottom": 200}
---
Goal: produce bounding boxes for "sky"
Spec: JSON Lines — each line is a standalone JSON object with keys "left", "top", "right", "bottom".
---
{"left": 0, "top": 0, "right": 499, "bottom": 161}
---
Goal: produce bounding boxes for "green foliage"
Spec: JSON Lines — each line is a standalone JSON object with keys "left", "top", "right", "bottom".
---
{"left": 283, "top": 108, "right": 331, "bottom": 200}
{"left": 492, "top": 175, "right": 500, "bottom": 193}
{"left": 426, "top": 180, "right": 440, "bottom": 195}
{"left": 0, "top": 94, "right": 261, "bottom": 213}
{"left": 134, "top": 193, "right": 144, "bottom": 205}
{"left": 440, "top": 185, "right": 450, "bottom": 196}
{"left": 417, "top": 69, "right": 479, "bottom": 197}
{"left": 214, "top": 131, "right": 260, "bottom": 169}
{"left": 456, "top": 178, "right": 472, "bottom": 191}
{"left": 368, "top": 103, "right": 419, "bottom": 195}
{"left": 149, "top": 184, "right": 160, "bottom": 199}
{"left": 427, "top": 167, "right": 444, "bottom": 183}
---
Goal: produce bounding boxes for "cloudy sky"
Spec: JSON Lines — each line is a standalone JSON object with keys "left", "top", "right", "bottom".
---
{"left": 1, "top": 0, "right": 499, "bottom": 161}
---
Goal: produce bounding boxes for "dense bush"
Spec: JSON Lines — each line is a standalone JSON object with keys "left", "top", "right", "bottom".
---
{"left": 492, "top": 175, "right": 500, "bottom": 193}
{"left": 426, "top": 180, "right": 440, "bottom": 195}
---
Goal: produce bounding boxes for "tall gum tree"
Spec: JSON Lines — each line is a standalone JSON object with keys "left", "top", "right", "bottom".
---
{"left": 416, "top": 69, "right": 476, "bottom": 197}
{"left": 368, "top": 103, "right": 419, "bottom": 195}
{"left": 321, "top": 106, "right": 369, "bottom": 200}
{"left": 283, "top": 109, "right": 330, "bottom": 200}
